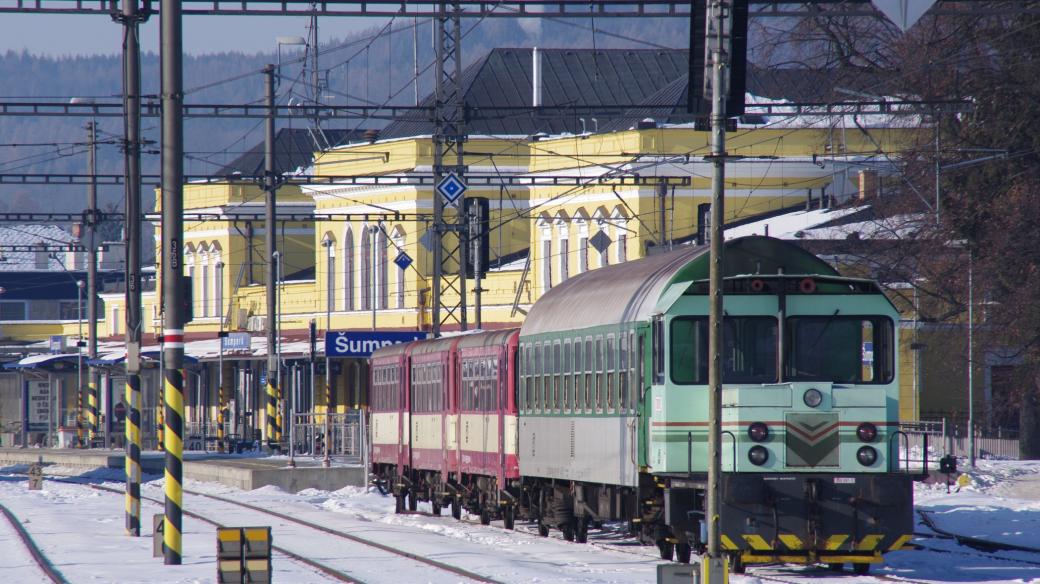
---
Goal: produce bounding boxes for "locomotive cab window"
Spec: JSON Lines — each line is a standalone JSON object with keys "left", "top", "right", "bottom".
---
{"left": 670, "top": 316, "right": 778, "bottom": 385}
{"left": 785, "top": 316, "right": 894, "bottom": 384}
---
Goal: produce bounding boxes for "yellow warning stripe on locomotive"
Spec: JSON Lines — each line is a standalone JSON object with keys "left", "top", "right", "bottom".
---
{"left": 720, "top": 533, "right": 913, "bottom": 552}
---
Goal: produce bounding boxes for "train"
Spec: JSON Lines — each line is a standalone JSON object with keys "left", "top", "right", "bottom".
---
{"left": 369, "top": 236, "right": 914, "bottom": 574}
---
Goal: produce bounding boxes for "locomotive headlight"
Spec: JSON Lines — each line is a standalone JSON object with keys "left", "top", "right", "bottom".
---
{"left": 747, "top": 422, "right": 769, "bottom": 442}
{"left": 748, "top": 445, "right": 769, "bottom": 466}
{"left": 803, "top": 388, "right": 823, "bottom": 408}
{"left": 857, "top": 445, "right": 878, "bottom": 466}
{"left": 857, "top": 422, "right": 878, "bottom": 443}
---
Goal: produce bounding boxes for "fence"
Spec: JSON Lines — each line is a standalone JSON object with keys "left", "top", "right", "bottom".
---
{"left": 898, "top": 419, "right": 1021, "bottom": 463}
{"left": 290, "top": 411, "right": 366, "bottom": 465}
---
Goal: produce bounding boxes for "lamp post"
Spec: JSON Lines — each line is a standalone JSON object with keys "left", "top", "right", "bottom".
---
{"left": 322, "top": 238, "right": 332, "bottom": 468}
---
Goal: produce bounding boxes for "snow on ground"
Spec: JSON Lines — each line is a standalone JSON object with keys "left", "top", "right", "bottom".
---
{"left": 1, "top": 459, "right": 1040, "bottom": 583}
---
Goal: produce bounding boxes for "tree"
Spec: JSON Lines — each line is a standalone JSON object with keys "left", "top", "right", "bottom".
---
{"left": 752, "top": 9, "right": 1040, "bottom": 456}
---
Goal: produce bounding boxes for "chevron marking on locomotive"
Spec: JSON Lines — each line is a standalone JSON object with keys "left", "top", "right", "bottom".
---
{"left": 778, "top": 534, "right": 804, "bottom": 550}
{"left": 785, "top": 413, "right": 840, "bottom": 467}
{"left": 888, "top": 534, "right": 914, "bottom": 551}
{"left": 856, "top": 534, "right": 885, "bottom": 551}
{"left": 825, "top": 534, "right": 850, "bottom": 550}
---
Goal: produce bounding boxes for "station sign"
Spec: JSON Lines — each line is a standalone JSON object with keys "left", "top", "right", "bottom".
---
{"left": 221, "top": 332, "right": 252, "bottom": 351}
{"left": 48, "top": 335, "right": 66, "bottom": 353}
{"left": 26, "top": 380, "right": 51, "bottom": 432}
{"left": 325, "top": 331, "right": 428, "bottom": 358}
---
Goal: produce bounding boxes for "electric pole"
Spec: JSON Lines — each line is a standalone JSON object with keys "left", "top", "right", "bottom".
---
{"left": 160, "top": 0, "right": 185, "bottom": 565}
{"left": 85, "top": 120, "right": 100, "bottom": 447}
{"left": 706, "top": 0, "right": 729, "bottom": 580}
{"left": 431, "top": 1, "right": 467, "bottom": 338}
{"left": 263, "top": 64, "right": 282, "bottom": 450}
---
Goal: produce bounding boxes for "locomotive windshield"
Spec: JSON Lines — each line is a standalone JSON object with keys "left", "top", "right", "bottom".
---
{"left": 670, "top": 315, "right": 894, "bottom": 385}
{"left": 785, "top": 316, "right": 894, "bottom": 384}
{"left": 670, "top": 317, "right": 777, "bottom": 384}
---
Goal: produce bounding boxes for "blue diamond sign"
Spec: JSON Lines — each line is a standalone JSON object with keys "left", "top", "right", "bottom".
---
{"left": 436, "top": 172, "right": 467, "bottom": 205}
{"left": 394, "top": 251, "right": 413, "bottom": 271}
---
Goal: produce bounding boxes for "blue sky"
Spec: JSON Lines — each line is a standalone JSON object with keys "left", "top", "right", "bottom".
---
{"left": 0, "top": 14, "right": 379, "bottom": 56}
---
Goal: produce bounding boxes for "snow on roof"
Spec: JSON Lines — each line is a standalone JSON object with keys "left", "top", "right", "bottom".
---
{"left": 724, "top": 207, "right": 865, "bottom": 240}
{"left": 0, "top": 224, "right": 76, "bottom": 271}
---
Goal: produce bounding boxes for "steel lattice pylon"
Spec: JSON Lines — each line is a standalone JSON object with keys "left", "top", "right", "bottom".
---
{"left": 432, "top": 1, "right": 468, "bottom": 337}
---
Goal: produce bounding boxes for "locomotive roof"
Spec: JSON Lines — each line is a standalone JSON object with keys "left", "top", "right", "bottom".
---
{"left": 520, "top": 236, "right": 839, "bottom": 336}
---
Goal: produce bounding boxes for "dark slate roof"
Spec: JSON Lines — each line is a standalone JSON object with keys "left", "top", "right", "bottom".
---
{"left": 378, "top": 47, "right": 898, "bottom": 138}
{"left": 381, "top": 48, "right": 689, "bottom": 139}
{"left": 211, "top": 128, "right": 371, "bottom": 178}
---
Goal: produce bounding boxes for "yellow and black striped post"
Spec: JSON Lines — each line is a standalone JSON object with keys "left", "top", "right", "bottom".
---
{"left": 216, "top": 382, "right": 225, "bottom": 452}
{"left": 162, "top": 360, "right": 185, "bottom": 565}
{"left": 125, "top": 374, "right": 142, "bottom": 536}
{"left": 76, "top": 388, "right": 86, "bottom": 448}
{"left": 157, "top": 401, "right": 165, "bottom": 452}
{"left": 160, "top": 0, "right": 185, "bottom": 564}
{"left": 266, "top": 376, "right": 280, "bottom": 448}
{"left": 87, "top": 378, "right": 99, "bottom": 444}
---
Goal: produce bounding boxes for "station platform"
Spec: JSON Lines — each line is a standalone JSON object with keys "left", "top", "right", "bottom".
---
{"left": 0, "top": 448, "right": 366, "bottom": 494}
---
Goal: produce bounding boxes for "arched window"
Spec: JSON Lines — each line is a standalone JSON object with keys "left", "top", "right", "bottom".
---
{"left": 392, "top": 227, "right": 406, "bottom": 309}
{"left": 342, "top": 227, "right": 355, "bottom": 311}
{"left": 575, "top": 212, "right": 589, "bottom": 274}
{"left": 184, "top": 244, "right": 196, "bottom": 315}
{"left": 360, "top": 226, "right": 372, "bottom": 311}
{"left": 211, "top": 242, "right": 224, "bottom": 323}
{"left": 198, "top": 243, "right": 210, "bottom": 317}
{"left": 593, "top": 209, "right": 610, "bottom": 268}
{"left": 322, "top": 233, "right": 336, "bottom": 312}
{"left": 555, "top": 213, "right": 569, "bottom": 283}
{"left": 611, "top": 207, "right": 628, "bottom": 264}
{"left": 376, "top": 226, "right": 388, "bottom": 310}
{"left": 538, "top": 216, "right": 552, "bottom": 293}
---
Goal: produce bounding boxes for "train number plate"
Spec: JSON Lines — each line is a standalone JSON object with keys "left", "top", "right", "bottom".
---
{"left": 833, "top": 477, "right": 855, "bottom": 484}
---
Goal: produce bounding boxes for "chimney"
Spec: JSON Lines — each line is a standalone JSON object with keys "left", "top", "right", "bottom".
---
{"left": 857, "top": 170, "right": 879, "bottom": 202}
{"left": 636, "top": 118, "right": 657, "bottom": 130}
{"left": 364, "top": 128, "right": 379, "bottom": 143}
{"left": 532, "top": 47, "right": 542, "bottom": 108}
{"left": 34, "top": 242, "right": 49, "bottom": 270}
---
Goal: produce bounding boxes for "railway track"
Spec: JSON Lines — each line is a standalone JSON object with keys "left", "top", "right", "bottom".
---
{"left": 0, "top": 498, "right": 69, "bottom": 584}
{"left": 171, "top": 487, "right": 505, "bottom": 584}
{"left": 8, "top": 473, "right": 501, "bottom": 583}
{"left": 88, "top": 483, "right": 363, "bottom": 583}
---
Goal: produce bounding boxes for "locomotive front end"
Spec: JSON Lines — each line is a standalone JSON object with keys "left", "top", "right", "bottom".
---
{"left": 650, "top": 256, "right": 915, "bottom": 573}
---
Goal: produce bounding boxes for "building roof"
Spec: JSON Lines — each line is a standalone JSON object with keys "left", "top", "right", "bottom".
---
{"left": 379, "top": 48, "right": 899, "bottom": 139}
{"left": 211, "top": 128, "right": 371, "bottom": 178}
{"left": 0, "top": 224, "right": 75, "bottom": 272}
{"left": 381, "top": 48, "right": 689, "bottom": 139}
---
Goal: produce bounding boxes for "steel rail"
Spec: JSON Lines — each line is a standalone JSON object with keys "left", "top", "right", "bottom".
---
{"left": 182, "top": 488, "right": 505, "bottom": 584}
{"left": 0, "top": 499, "right": 70, "bottom": 584}
{"left": 83, "top": 483, "right": 362, "bottom": 583}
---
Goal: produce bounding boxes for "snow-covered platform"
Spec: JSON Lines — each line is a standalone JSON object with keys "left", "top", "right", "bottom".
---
{"left": 0, "top": 448, "right": 365, "bottom": 493}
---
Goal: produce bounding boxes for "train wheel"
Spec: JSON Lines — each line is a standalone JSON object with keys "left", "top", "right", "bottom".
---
{"left": 730, "top": 554, "right": 746, "bottom": 574}
{"left": 561, "top": 521, "right": 575, "bottom": 542}
{"left": 538, "top": 521, "right": 550, "bottom": 537}
{"left": 431, "top": 499, "right": 442, "bottom": 516}
{"left": 657, "top": 540, "right": 675, "bottom": 561}
{"left": 479, "top": 509, "right": 492, "bottom": 525}
{"left": 503, "top": 506, "right": 515, "bottom": 530}
{"left": 853, "top": 563, "right": 870, "bottom": 575}
{"left": 675, "top": 543, "right": 692, "bottom": 564}
{"left": 408, "top": 491, "right": 418, "bottom": 512}
{"left": 394, "top": 494, "right": 405, "bottom": 514}
{"left": 574, "top": 517, "right": 589, "bottom": 544}
{"left": 826, "top": 563, "right": 844, "bottom": 572}
{"left": 451, "top": 498, "right": 462, "bottom": 520}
